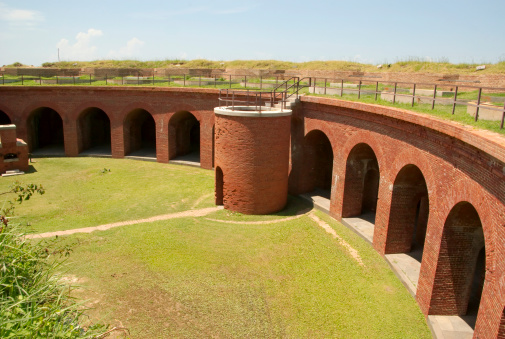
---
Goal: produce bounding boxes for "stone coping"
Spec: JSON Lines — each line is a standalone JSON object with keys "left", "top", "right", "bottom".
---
{"left": 0, "top": 124, "right": 16, "bottom": 130}
{"left": 215, "top": 106, "right": 292, "bottom": 117}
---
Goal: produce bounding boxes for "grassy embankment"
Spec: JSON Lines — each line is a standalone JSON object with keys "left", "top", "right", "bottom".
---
{"left": 5, "top": 58, "right": 505, "bottom": 74}
{"left": 0, "top": 158, "right": 432, "bottom": 338}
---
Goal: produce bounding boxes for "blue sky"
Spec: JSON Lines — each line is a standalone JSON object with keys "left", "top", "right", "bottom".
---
{"left": 1, "top": 0, "right": 504, "bottom": 66}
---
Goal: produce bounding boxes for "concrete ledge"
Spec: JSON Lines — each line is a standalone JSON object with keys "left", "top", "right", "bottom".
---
{"left": 215, "top": 106, "right": 292, "bottom": 117}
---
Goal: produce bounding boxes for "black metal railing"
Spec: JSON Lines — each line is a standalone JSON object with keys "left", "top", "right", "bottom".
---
{"left": 1, "top": 72, "right": 504, "bottom": 128}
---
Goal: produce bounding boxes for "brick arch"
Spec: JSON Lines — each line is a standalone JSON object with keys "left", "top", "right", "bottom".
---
{"left": 168, "top": 110, "right": 200, "bottom": 160}
{"left": 26, "top": 106, "right": 65, "bottom": 152}
{"left": 77, "top": 107, "right": 111, "bottom": 154}
{"left": 384, "top": 164, "right": 429, "bottom": 255}
{"left": 379, "top": 149, "right": 436, "bottom": 254}
{"left": 341, "top": 142, "right": 381, "bottom": 218}
{"left": 123, "top": 108, "right": 156, "bottom": 157}
{"left": 301, "top": 128, "right": 334, "bottom": 195}
{"left": 429, "top": 201, "right": 486, "bottom": 321}
{"left": 70, "top": 102, "right": 110, "bottom": 121}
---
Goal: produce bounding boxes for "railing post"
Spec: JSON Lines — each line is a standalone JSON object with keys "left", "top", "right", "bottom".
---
{"left": 393, "top": 82, "right": 397, "bottom": 104}
{"left": 122, "top": 76, "right": 124, "bottom": 85}
{"left": 152, "top": 73, "right": 154, "bottom": 86}
{"left": 475, "top": 87, "right": 482, "bottom": 121}
{"left": 105, "top": 74, "right": 108, "bottom": 85}
{"left": 199, "top": 75, "right": 201, "bottom": 87}
{"left": 232, "top": 92, "right": 235, "bottom": 111}
{"left": 168, "top": 74, "right": 171, "bottom": 86}
{"left": 375, "top": 81, "right": 378, "bottom": 101}
{"left": 501, "top": 101, "right": 505, "bottom": 129}
{"left": 40, "top": 75, "right": 42, "bottom": 85}
{"left": 229, "top": 75, "right": 231, "bottom": 89}
{"left": 313, "top": 77, "right": 316, "bottom": 94}
{"left": 89, "top": 74, "right": 92, "bottom": 85}
{"left": 260, "top": 76, "right": 262, "bottom": 90}
{"left": 324, "top": 78, "right": 327, "bottom": 95}
{"left": 73, "top": 75, "right": 75, "bottom": 85}
{"left": 358, "top": 80, "right": 362, "bottom": 99}
{"left": 452, "top": 86, "right": 458, "bottom": 115}
{"left": 411, "top": 83, "right": 416, "bottom": 107}
{"left": 244, "top": 75, "right": 247, "bottom": 88}
{"left": 214, "top": 75, "right": 217, "bottom": 88}
{"left": 184, "top": 74, "right": 186, "bottom": 87}
{"left": 431, "top": 84, "right": 437, "bottom": 110}
{"left": 340, "top": 79, "right": 343, "bottom": 97}
{"left": 55, "top": 75, "right": 58, "bottom": 85}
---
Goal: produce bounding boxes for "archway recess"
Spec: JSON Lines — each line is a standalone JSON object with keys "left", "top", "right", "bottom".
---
{"left": 169, "top": 111, "right": 200, "bottom": 164}
{"left": 124, "top": 109, "right": 156, "bottom": 158}
{"left": 78, "top": 108, "right": 111, "bottom": 155}
{"left": 342, "top": 143, "right": 380, "bottom": 222}
{"left": 27, "top": 107, "right": 64, "bottom": 155}
{"left": 429, "top": 202, "right": 485, "bottom": 329}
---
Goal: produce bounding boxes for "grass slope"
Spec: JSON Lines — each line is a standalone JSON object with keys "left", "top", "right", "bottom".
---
{"left": 7, "top": 59, "right": 505, "bottom": 74}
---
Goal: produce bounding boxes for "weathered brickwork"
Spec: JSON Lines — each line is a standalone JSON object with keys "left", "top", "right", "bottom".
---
{"left": 1, "top": 86, "right": 505, "bottom": 337}
{"left": 0, "top": 125, "right": 29, "bottom": 174}
{"left": 215, "top": 113, "right": 291, "bottom": 214}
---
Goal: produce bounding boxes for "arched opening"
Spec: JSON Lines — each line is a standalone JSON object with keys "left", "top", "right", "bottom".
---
{"left": 429, "top": 202, "right": 485, "bottom": 329}
{"left": 0, "top": 110, "right": 12, "bottom": 125}
{"left": 385, "top": 164, "right": 429, "bottom": 260}
{"left": 215, "top": 166, "right": 224, "bottom": 205}
{"left": 342, "top": 143, "right": 379, "bottom": 222}
{"left": 300, "top": 130, "right": 333, "bottom": 210}
{"left": 78, "top": 108, "right": 111, "bottom": 155}
{"left": 27, "top": 107, "right": 64, "bottom": 154}
{"left": 124, "top": 109, "right": 156, "bottom": 158}
{"left": 169, "top": 111, "right": 200, "bottom": 164}
{"left": 305, "top": 130, "right": 333, "bottom": 190}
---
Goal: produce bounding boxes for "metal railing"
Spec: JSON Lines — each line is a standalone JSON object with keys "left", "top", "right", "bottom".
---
{"left": 1, "top": 72, "right": 504, "bottom": 129}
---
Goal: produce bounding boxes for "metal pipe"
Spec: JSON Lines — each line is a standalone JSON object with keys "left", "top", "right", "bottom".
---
{"left": 452, "top": 86, "right": 458, "bottom": 114}
{"left": 431, "top": 84, "right": 437, "bottom": 110}
{"left": 411, "top": 83, "right": 416, "bottom": 107}
{"left": 358, "top": 80, "right": 362, "bottom": 99}
{"left": 475, "top": 88, "right": 482, "bottom": 121}
{"left": 393, "top": 82, "right": 397, "bottom": 104}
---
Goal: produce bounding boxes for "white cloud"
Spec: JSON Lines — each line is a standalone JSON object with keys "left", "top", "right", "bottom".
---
{"left": 56, "top": 29, "right": 103, "bottom": 61}
{"left": 108, "top": 38, "right": 145, "bottom": 59}
{"left": 0, "top": 2, "right": 43, "bottom": 26}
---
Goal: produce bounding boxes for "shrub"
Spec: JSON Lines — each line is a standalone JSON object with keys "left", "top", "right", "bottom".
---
{"left": 0, "top": 183, "right": 108, "bottom": 338}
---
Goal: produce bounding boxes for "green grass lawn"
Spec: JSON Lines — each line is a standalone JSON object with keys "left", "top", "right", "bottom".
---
{"left": 1, "top": 158, "right": 431, "bottom": 338}
{"left": 0, "top": 158, "right": 215, "bottom": 233}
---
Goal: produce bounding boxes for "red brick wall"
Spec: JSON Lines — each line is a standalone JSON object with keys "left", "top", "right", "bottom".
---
{"left": 215, "top": 113, "right": 291, "bottom": 215}
{"left": 1, "top": 86, "right": 505, "bottom": 337}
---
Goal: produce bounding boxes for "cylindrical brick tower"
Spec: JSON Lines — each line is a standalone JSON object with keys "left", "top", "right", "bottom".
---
{"left": 214, "top": 106, "right": 292, "bottom": 215}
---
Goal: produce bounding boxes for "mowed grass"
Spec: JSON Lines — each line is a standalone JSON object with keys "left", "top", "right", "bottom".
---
{"left": 58, "top": 212, "right": 430, "bottom": 338}
{"left": 7, "top": 158, "right": 431, "bottom": 337}
{"left": 0, "top": 158, "right": 215, "bottom": 233}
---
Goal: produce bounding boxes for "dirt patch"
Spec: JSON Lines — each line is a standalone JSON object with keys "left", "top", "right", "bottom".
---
{"left": 308, "top": 213, "right": 365, "bottom": 267}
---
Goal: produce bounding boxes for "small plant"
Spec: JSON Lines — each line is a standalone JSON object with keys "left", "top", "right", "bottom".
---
{"left": 100, "top": 168, "right": 111, "bottom": 174}
{"left": 0, "top": 183, "right": 109, "bottom": 338}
